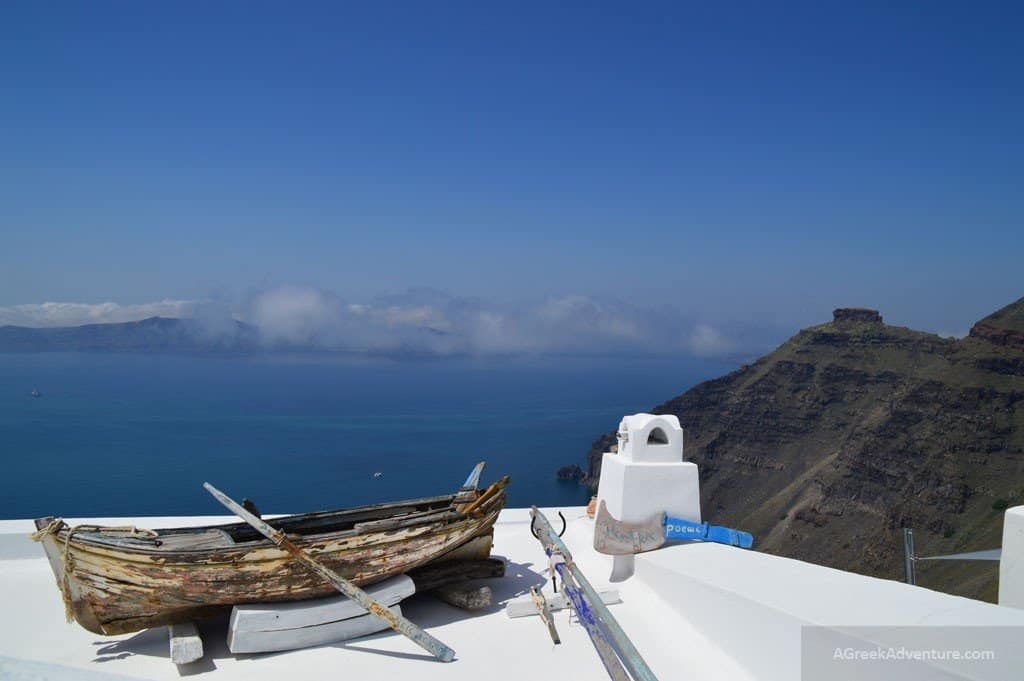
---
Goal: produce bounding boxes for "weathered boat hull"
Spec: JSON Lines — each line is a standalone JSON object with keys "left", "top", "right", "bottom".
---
{"left": 34, "top": 482, "right": 506, "bottom": 635}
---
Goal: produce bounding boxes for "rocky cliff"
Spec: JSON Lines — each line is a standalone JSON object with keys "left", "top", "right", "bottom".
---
{"left": 581, "top": 298, "right": 1024, "bottom": 601}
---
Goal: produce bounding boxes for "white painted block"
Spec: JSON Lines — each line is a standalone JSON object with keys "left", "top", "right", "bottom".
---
{"left": 999, "top": 506, "right": 1024, "bottom": 609}
{"left": 229, "top": 574, "right": 414, "bottom": 633}
{"left": 228, "top": 605, "right": 402, "bottom": 654}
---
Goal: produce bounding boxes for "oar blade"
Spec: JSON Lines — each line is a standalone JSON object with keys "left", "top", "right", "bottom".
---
{"left": 461, "top": 461, "right": 486, "bottom": 490}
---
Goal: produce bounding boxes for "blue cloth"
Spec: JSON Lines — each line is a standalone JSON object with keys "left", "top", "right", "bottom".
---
{"left": 664, "top": 517, "right": 753, "bottom": 549}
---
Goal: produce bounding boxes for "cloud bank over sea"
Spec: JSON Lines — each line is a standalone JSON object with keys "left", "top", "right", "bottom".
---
{"left": 0, "top": 286, "right": 774, "bottom": 358}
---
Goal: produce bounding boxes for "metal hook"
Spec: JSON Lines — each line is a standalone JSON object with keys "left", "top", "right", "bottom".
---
{"left": 530, "top": 512, "right": 567, "bottom": 539}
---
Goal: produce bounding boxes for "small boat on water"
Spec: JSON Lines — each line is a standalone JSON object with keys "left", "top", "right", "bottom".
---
{"left": 32, "top": 465, "right": 508, "bottom": 635}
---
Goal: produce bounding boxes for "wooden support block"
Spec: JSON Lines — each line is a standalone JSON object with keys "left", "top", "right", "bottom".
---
{"left": 229, "top": 574, "right": 414, "bottom": 633}
{"left": 506, "top": 589, "right": 621, "bottom": 618}
{"left": 407, "top": 557, "right": 505, "bottom": 593}
{"left": 169, "top": 622, "right": 204, "bottom": 665}
{"left": 228, "top": 606, "right": 402, "bottom": 654}
{"left": 433, "top": 583, "right": 493, "bottom": 611}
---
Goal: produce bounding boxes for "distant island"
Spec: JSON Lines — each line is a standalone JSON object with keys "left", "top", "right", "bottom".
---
{"left": 568, "top": 296, "right": 1024, "bottom": 602}
{"left": 0, "top": 316, "right": 449, "bottom": 357}
{"left": 0, "top": 317, "right": 259, "bottom": 354}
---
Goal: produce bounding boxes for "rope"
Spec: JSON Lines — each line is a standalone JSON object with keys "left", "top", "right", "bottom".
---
{"left": 29, "top": 518, "right": 65, "bottom": 542}
{"left": 30, "top": 519, "right": 158, "bottom": 623}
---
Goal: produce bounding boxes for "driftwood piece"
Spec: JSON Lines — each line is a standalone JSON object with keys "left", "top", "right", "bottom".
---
{"left": 169, "top": 622, "right": 203, "bottom": 665}
{"left": 506, "top": 589, "right": 621, "bottom": 618}
{"left": 229, "top": 606, "right": 401, "bottom": 654}
{"left": 407, "top": 557, "right": 505, "bottom": 593}
{"left": 530, "top": 586, "right": 560, "bottom": 644}
{"left": 458, "top": 475, "right": 511, "bottom": 515}
{"left": 433, "top": 583, "right": 493, "bottom": 611}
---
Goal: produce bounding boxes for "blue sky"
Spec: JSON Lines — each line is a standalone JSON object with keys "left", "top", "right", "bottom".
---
{"left": 1, "top": 1, "right": 1022, "bottom": 344}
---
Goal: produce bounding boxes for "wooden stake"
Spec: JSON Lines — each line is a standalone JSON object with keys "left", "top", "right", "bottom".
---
{"left": 530, "top": 586, "right": 560, "bottom": 644}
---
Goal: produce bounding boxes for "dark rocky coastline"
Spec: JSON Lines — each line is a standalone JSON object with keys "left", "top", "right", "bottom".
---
{"left": 570, "top": 298, "right": 1024, "bottom": 602}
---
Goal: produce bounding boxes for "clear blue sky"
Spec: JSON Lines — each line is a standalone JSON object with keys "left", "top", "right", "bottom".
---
{"left": 1, "top": 1, "right": 1021, "bottom": 334}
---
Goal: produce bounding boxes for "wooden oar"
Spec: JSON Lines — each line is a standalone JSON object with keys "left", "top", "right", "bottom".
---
{"left": 203, "top": 482, "right": 456, "bottom": 662}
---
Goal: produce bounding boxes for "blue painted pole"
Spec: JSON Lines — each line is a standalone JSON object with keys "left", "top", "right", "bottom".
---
{"left": 531, "top": 508, "right": 659, "bottom": 681}
{"left": 554, "top": 556, "right": 630, "bottom": 681}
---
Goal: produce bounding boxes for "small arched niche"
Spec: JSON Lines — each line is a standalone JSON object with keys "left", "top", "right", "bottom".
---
{"left": 647, "top": 427, "right": 669, "bottom": 445}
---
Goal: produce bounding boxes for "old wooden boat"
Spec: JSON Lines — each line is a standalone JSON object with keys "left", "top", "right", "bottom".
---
{"left": 31, "top": 467, "right": 509, "bottom": 635}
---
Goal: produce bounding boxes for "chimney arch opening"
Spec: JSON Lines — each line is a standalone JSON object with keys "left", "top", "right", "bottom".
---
{"left": 647, "top": 427, "right": 669, "bottom": 445}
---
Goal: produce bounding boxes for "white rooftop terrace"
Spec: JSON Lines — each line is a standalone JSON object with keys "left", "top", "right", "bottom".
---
{"left": 2, "top": 505, "right": 1024, "bottom": 681}
{"left": 3, "top": 414, "right": 1023, "bottom": 680}
{"left": 2, "top": 508, "right": 752, "bottom": 681}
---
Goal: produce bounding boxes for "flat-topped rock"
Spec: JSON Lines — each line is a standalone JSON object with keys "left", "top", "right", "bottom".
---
{"left": 832, "top": 307, "right": 883, "bottom": 325}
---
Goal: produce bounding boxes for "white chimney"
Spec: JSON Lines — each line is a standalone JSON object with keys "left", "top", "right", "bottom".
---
{"left": 595, "top": 413, "right": 701, "bottom": 580}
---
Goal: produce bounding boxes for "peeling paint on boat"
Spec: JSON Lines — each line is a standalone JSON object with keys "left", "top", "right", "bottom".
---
{"left": 33, "top": 485, "right": 506, "bottom": 635}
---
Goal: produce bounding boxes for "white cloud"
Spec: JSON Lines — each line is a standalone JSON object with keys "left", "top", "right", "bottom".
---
{"left": 248, "top": 285, "right": 337, "bottom": 345}
{"left": 0, "top": 286, "right": 752, "bottom": 357}
{"left": 688, "top": 323, "right": 734, "bottom": 356}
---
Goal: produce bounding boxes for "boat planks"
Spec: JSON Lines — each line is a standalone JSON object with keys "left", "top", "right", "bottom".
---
{"left": 33, "top": 480, "right": 507, "bottom": 635}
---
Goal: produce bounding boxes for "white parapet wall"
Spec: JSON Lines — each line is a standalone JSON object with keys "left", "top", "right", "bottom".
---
{"left": 638, "top": 541, "right": 1024, "bottom": 681}
{"left": 999, "top": 505, "right": 1024, "bottom": 609}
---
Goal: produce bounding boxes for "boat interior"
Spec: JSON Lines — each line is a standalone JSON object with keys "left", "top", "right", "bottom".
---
{"left": 41, "top": 492, "right": 474, "bottom": 552}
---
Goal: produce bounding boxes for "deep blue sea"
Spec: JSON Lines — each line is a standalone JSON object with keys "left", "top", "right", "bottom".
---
{"left": 0, "top": 353, "right": 736, "bottom": 519}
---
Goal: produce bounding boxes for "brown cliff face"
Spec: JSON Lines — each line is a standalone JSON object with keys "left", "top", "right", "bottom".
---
{"left": 969, "top": 296, "right": 1024, "bottom": 351}
{"left": 583, "top": 297, "right": 1024, "bottom": 601}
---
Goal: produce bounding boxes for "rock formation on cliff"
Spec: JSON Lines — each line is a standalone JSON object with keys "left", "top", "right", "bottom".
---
{"left": 581, "top": 297, "right": 1024, "bottom": 601}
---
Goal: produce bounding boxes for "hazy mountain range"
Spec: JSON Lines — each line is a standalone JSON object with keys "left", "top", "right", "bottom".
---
{"left": 0, "top": 317, "right": 259, "bottom": 354}
{"left": 0, "top": 287, "right": 784, "bottom": 358}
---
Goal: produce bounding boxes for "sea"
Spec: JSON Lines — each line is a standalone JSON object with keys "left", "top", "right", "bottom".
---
{"left": 0, "top": 353, "right": 738, "bottom": 519}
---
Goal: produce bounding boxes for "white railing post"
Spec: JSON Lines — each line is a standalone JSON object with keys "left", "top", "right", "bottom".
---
{"left": 999, "top": 506, "right": 1024, "bottom": 609}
